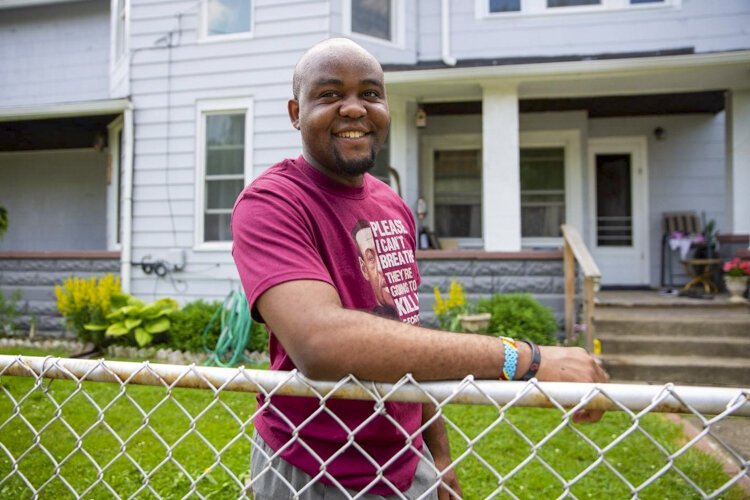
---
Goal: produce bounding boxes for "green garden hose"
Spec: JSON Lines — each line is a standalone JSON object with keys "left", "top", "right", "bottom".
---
{"left": 203, "top": 289, "right": 254, "bottom": 367}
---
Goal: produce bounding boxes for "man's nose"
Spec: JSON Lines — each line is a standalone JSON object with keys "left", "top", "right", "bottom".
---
{"left": 339, "top": 94, "right": 366, "bottom": 118}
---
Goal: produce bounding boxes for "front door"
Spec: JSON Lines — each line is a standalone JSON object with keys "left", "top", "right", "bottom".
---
{"left": 588, "top": 137, "right": 650, "bottom": 286}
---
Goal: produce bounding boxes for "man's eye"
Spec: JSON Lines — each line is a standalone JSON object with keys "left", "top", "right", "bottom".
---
{"left": 320, "top": 91, "right": 340, "bottom": 98}
{"left": 363, "top": 90, "right": 380, "bottom": 99}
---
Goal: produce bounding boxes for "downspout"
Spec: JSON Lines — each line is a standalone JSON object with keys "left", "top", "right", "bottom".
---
{"left": 121, "top": 103, "right": 134, "bottom": 293}
{"left": 441, "top": 0, "right": 457, "bottom": 66}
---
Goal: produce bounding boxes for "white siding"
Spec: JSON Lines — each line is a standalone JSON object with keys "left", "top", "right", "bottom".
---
{"left": 128, "top": 0, "right": 331, "bottom": 302}
{"left": 0, "top": 1, "right": 110, "bottom": 108}
{"left": 415, "top": 0, "right": 750, "bottom": 63}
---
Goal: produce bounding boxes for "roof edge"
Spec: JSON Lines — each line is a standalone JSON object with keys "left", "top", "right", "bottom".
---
{"left": 384, "top": 49, "right": 750, "bottom": 85}
{"left": 0, "top": 99, "right": 130, "bottom": 122}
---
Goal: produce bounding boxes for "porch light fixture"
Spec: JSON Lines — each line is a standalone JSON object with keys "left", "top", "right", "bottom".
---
{"left": 415, "top": 107, "right": 427, "bottom": 128}
{"left": 653, "top": 126, "right": 667, "bottom": 141}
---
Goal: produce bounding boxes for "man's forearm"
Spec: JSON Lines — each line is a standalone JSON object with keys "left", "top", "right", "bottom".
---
{"left": 258, "top": 280, "right": 607, "bottom": 388}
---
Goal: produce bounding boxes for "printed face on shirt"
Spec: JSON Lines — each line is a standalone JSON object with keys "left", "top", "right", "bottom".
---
{"left": 354, "top": 225, "right": 396, "bottom": 310}
{"left": 289, "top": 39, "right": 390, "bottom": 186}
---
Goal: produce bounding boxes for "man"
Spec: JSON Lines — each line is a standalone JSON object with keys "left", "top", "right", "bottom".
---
{"left": 352, "top": 219, "right": 399, "bottom": 319}
{"left": 232, "top": 38, "right": 608, "bottom": 499}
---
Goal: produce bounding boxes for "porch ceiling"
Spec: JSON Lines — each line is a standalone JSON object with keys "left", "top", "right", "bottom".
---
{"left": 422, "top": 91, "right": 725, "bottom": 118}
{"left": 0, "top": 114, "right": 117, "bottom": 151}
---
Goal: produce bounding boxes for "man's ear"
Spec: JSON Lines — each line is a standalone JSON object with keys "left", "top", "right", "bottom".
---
{"left": 288, "top": 99, "right": 300, "bottom": 130}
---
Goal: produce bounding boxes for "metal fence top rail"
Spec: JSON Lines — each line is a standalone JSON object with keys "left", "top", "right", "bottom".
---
{"left": 1, "top": 355, "right": 748, "bottom": 417}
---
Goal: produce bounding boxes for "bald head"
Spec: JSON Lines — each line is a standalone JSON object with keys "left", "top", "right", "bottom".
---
{"left": 292, "top": 38, "right": 382, "bottom": 99}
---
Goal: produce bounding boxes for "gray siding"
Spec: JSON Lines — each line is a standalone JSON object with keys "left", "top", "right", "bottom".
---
{"left": 0, "top": 0, "right": 110, "bottom": 108}
{"left": 416, "top": 0, "right": 750, "bottom": 63}
{"left": 128, "top": 0, "right": 331, "bottom": 303}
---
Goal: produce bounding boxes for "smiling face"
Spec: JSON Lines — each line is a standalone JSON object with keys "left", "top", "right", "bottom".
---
{"left": 289, "top": 39, "right": 390, "bottom": 186}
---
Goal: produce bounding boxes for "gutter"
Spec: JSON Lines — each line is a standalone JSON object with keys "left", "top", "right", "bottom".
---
{"left": 121, "top": 104, "right": 134, "bottom": 294}
{"left": 441, "top": 0, "right": 456, "bottom": 67}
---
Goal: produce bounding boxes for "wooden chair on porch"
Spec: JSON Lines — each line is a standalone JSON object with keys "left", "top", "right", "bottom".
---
{"left": 660, "top": 211, "right": 719, "bottom": 293}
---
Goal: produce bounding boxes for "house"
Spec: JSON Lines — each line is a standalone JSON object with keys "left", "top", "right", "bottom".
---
{"left": 1, "top": 0, "right": 748, "bottom": 335}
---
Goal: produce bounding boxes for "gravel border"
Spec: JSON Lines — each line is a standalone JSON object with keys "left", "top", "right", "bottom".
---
{"left": 0, "top": 337, "right": 269, "bottom": 366}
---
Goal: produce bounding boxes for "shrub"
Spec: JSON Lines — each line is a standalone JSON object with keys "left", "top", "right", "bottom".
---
{"left": 55, "top": 275, "right": 121, "bottom": 349}
{"left": 159, "top": 298, "right": 269, "bottom": 355}
{"left": 477, "top": 293, "right": 558, "bottom": 346}
{"left": 168, "top": 300, "right": 223, "bottom": 353}
{"left": 248, "top": 320, "right": 269, "bottom": 354}
{"left": 85, "top": 293, "right": 178, "bottom": 348}
{"left": 0, "top": 289, "right": 23, "bottom": 337}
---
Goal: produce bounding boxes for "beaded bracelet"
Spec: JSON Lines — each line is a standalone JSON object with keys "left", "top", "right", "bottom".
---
{"left": 498, "top": 337, "right": 518, "bottom": 381}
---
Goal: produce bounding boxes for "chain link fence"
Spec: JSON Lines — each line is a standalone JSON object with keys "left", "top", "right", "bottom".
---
{"left": 0, "top": 355, "right": 748, "bottom": 499}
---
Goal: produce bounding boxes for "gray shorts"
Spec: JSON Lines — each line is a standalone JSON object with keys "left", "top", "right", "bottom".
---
{"left": 248, "top": 432, "right": 439, "bottom": 499}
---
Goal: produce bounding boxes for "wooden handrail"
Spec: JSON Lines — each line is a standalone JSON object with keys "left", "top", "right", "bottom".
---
{"left": 561, "top": 224, "right": 601, "bottom": 353}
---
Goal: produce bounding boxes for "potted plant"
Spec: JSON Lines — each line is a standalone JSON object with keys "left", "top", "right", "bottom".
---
{"left": 722, "top": 258, "right": 750, "bottom": 303}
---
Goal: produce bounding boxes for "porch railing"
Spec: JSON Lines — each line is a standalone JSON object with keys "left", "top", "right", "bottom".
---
{"left": 561, "top": 224, "right": 601, "bottom": 352}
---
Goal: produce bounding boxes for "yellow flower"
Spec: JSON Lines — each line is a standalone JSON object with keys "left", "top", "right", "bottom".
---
{"left": 433, "top": 287, "right": 447, "bottom": 315}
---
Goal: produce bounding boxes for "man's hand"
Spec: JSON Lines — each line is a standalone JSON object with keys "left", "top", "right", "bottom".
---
{"left": 435, "top": 459, "right": 462, "bottom": 499}
{"left": 536, "top": 345, "right": 610, "bottom": 423}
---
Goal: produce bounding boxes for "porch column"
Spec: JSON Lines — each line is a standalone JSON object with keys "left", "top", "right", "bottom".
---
{"left": 388, "top": 94, "right": 418, "bottom": 208}
{"left": 727, "top": 89, "right": 750, "bottom": 237}
{"left": 481, "top": 84, "right": 520, "bottom": 251}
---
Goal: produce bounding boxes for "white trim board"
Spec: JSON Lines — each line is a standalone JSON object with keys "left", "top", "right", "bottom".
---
{"left": 0, "top": 99, "right": 129, "bottom": 122}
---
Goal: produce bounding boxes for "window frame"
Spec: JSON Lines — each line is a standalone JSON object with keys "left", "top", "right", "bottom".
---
{"left": 476, "top": 0, "right": 680, "bottom": 19}
{"left": 519, "top": 130, "right": 582, "bottom": 249}
{"left": 110, "top": 0, "right": 128, "bottom": 65}
{"left": 199, "top": 0, "right": 254, "bottom": 43}
{"left": 107, "top": 116, "right": 124, "bottom": 251}
{"left": 342, "top": 0, "right": 406, "bottom": 49}
{"left": 194, "top": 98, "right": 254, "bottom": 251}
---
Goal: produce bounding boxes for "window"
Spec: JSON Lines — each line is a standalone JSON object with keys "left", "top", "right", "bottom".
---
{"left": 521, "top": 148, "right": 565, "bottom": 238}
{"left": 480, "top": 0, "right": 676, "bottom": 16}
{"left": 195, "top": 99, "right": 253, "bottom": 248}
{"left": 547, "top": 0, "right": 600, "bottom": 7}
{"left": 433, "top": 149, "right": 482, "bottom": 239}
{"left": 344, "top": 0, "right": 404, "bottom": 46}
{"left": 489, "top": 0, "right": 520, "bottom": 12}
{"left": 519, "top": 130, "right": 582, "bottom": 248}
{"left": 203, "top": 0, "right": 252, "bottom": 39}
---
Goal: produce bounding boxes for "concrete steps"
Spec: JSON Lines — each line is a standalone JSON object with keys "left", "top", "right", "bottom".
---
{"left": 595, "top": 293, "right": 750, "bottom": 387}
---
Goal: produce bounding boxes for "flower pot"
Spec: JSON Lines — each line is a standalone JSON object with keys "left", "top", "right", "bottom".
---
{"left": 724, "top": 276, "right": 748, "bottom": 304}
{"left": 458, "top": 313, "right": 492, "bottom": 333}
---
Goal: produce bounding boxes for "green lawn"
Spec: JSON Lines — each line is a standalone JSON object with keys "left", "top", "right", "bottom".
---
{"left": 0, "top": 348, "right": 744, "bottom": 499}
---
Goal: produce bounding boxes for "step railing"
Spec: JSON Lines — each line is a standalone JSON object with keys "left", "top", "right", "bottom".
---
{"left": 561, "top": 224, "right": 601, "bottom": 352}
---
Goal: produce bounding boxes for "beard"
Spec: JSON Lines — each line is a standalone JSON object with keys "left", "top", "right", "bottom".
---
{"left": 333, "top": 147, "right": 377, "bottom": 177}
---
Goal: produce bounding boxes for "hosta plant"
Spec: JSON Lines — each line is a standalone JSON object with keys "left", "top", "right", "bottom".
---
{"left": 85, "top": 293, "right": 178, "bottom": 347}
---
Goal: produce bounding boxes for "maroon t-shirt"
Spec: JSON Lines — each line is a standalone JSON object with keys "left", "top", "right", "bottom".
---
{"left": 231, "top": 156, "right": 423, "bottom": 494}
